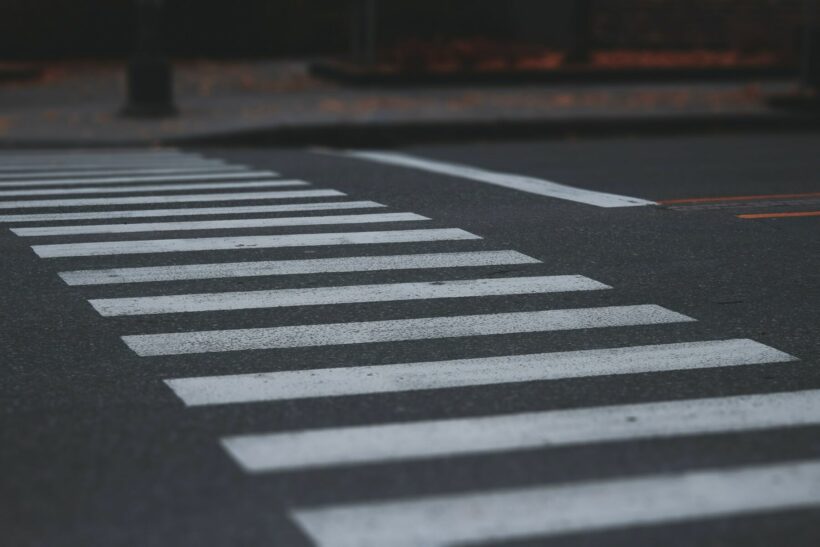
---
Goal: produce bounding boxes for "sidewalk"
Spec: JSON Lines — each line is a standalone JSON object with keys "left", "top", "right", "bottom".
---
{"left": 0, "top": 60, "right": 814, "bottom": 148}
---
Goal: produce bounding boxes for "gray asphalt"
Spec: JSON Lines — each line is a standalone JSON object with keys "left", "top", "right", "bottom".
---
{"left": 2, "top": 132, "right": 819, "bottom": 546}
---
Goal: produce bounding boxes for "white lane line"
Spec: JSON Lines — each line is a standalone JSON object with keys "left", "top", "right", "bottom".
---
{"left": 0, "top": 165, "right": 245, "bottom": 179}
{"left": 291, "top": 459, "right": 820, "bottom": 547}
{"left": 14, "top": 212, "right": 428, "bottom": 237}
{"left": 336, "top": 150, "right": 655, "bottom": 208}
{"left": 60, "top": 250, "right": 538, "bottom": 286}
{"left": 122, "top": 305, "right": 693, "bottom": 356}
{"left": 0, "top": 189, "right": 344, "bottom": 210}
{"left": 0, "top": 201, "right": 383, "bottom": 224}
{"left": 166, "top": 339, "right": 795, "bottom": 406}
{"left": 91, "top": 275, "right": 609, "bottom": 316}
{"left": 0, "top": 179, "right": 304, "bottom": 197}
{"left": 0, "top": 171, "right": 278, "bottom": 187}
{"left": 224, "top": 388, "right": 814, "bottom": 473}
{"left": 34, "top": 228, "right": 480, "bottom": 258}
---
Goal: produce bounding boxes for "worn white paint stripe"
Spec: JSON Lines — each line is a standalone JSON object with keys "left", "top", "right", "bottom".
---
{"left": 0, "top": 165, "right": 245, "bottom": 180}
{"left": 0, "top": 160, "right": 226, "bottom": 171}
{"left": 338, "top": 150, "right": 655, "bottom": 208}
{"left": 123, "top": 305, "right": 692, "bottom": 356}
{"left": 92, "top": 275, "right": 608, "bottom": 316}
{"left": 291, "top": 459, "right": 820, "bottom": 547}
{"left": 14, "top": 212, "right": 427, "bottom": 237}
{"left": 0, "top": 170, "right": 278, "bottom": 187}
{"left": 60, "top": 250, "right": 537, "bottom": 286}
{"left": 0, "top": 201, "right": 383, "bottom": 224}
{"left": 225, "top": 388, "right": 815, "bottom": 473}
{"left": 0, "top": 189, "right": 344, "bottom": 209}
{"left": 0, "top": 179, "right": 303, "bottom": 197}
{"left": 166, "top": 339, "right": 794, "bottom": 406}
{"left": 34, "top": 228, "right": 479, "bottom": 258}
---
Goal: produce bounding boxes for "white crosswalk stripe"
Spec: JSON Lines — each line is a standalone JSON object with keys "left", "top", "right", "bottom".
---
{"left": 13, "top": 212, "right": 428, "bottom": 237}
{"left": 291, "top": 459, "right": 820, "bottom": 547}
{"left": 0, "top": 159, "right": 229, "bottom": 171}
{"left": 0, "top": 165, "right": 246, "bottom": 179}
{"left": 33, "top": 228, "right": 480, "bottom": 258}
{"left": 165, "top": 339, "right": 795, "bottom": 406}
{"left": 0, "top": 189, "right": 344, "bottom": 209}
{"left": 0, "top": 179, "right": 304, "bottom": 197}
{"left": 0, "top": 170, "right": 279, "bottom": 187}
{"left": 122, "top": 305, "right": 693, "bottom": 356}
{"left": 0, "top": 200, "right": 385, "bottom": 224}
{"left": 90, "top": 275, "right": 609, "bottom": 316}
{"left": 59, "top": 250, "right": 539, "bottom": 285}
{"left": 224, "top": 389, "right": 816, "bottom": 472}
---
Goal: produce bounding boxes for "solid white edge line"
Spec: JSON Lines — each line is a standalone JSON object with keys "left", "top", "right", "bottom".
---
{"left": 333, "top": 150, "right": 656, "bottom": 208}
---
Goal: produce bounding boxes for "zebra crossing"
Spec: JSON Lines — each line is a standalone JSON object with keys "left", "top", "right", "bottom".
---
{"left": 2, "top": 148, "right": 816, "bottom": 546}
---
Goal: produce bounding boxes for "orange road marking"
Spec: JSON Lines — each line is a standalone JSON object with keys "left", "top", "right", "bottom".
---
{"left": 738, "top": 211, "right": 820, "bottom": 219}
{"left": 658, "top": 192, "right": 820, "bottom": 205}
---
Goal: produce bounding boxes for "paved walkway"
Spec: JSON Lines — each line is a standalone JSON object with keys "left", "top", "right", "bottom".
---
{"left": 0, "top": 60, "right": 807, "bottom": 147}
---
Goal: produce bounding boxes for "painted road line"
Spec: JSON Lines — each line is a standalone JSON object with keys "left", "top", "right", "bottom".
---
{"left": 0, "top": 179, "right": 304, "bottom": 198}
{"left": 0, "top": 160, "right": 227, "bottom": 172}
{"left": 0, "top": 170, "right": 278, "bottom": 187}
{"left": 122, "top": 305, "right": 693, "bottom": 356}
{"left": 658, "top": 192, "right": 820, "bottom": 205}
{"left": 14, "top": 212, "right": 428, "bottom": 237}
{"left": 34, "top": 228, "right": 480, "bottom": 258}
{"left": 0, "top": 189, "right": 344, "bottom": 210}
{"left": 335, "top": 150, "right": 655, "bottom": 208}
{"left": 60, "top": 250, "right": 538, "bottom": 286}
{"left": 0, "top": 165, "right": 245, "bottom": 180}
{"left": 0, "top": 201, "right": 383, "bottom": 224}
{"left": 224, "top": 389, "right": 815, "bottom": 473}
{"left": 738, "top": 211, "right": 820, "bottom": 220}
{"left": 291, "top": 459, "right": 820, "bottom": 547}
{"left": 667, "top": 198, "right": 820, "bottom": 211}
{"left": 91, "top": 275, "right": 609, "bottom": 316}
{"left": 166, "top": 339, "right": 794, "bottom": 406}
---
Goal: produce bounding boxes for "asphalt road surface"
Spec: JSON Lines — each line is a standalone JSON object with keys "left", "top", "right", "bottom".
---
{"left": 2, "top": 132, "right": 819, "bottom": 546}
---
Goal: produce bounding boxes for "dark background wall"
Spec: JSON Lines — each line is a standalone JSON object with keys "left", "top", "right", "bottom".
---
{"left": 0, "top": 0, "right": 804, "bottom": 60}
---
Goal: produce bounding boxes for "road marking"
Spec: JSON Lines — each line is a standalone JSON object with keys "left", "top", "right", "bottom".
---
{"left": 335, "top": 150, "right": 655, "bottom": 208}
{"left": 0, "top": 201, "right": 384, "bottom": 224}
{"left": 224, "top": 388, "right": 815, "bottom": 473}
{"left": 33, "top": 228, "right": 480, "bottom": 258}
{"left": 91, "top": 275, "right": 609, "bottom": 316}
{"left": 0, "top": 171, "right": 279, "bottom": 187}
{"left": 166, "top": 339, "right": 794, "bottom": 406}
{"left": 291, "top": 459, "right": 820, "bottom": 547}
{"left": 0, "top": 189, "right": 344, "bottom": 209}
{"left": 0, "top": 165, "right": 245, "bottom": 179}
{"left": 0, "top": 179, "right": 304, "bottom": 197}
{"left": 122, "top": 305, "right": 693, "bottom": 356}
{"left": 60, "top": 250, "right": 538, "bottom": 285}
{"left": 13, "top": 212, "right": 428, "bottom": 237}
{"left": 0, "top": 160, "right": 228, "bottom": 171}
{"left": 658, "top": 192, "right": 820, "bottom": 205}
{"left": 738, "top": 211, "right": 820, "bottom": 220}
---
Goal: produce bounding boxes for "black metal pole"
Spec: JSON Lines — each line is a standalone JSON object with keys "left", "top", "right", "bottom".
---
{"left": 122, "top": 0, "right": 176, "bottom": 117}
{"left": 565, "top": 0, "right": 592, "bottom": 65}
{"left": 802, "top": 0, "right": 820, "bottom": 91}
